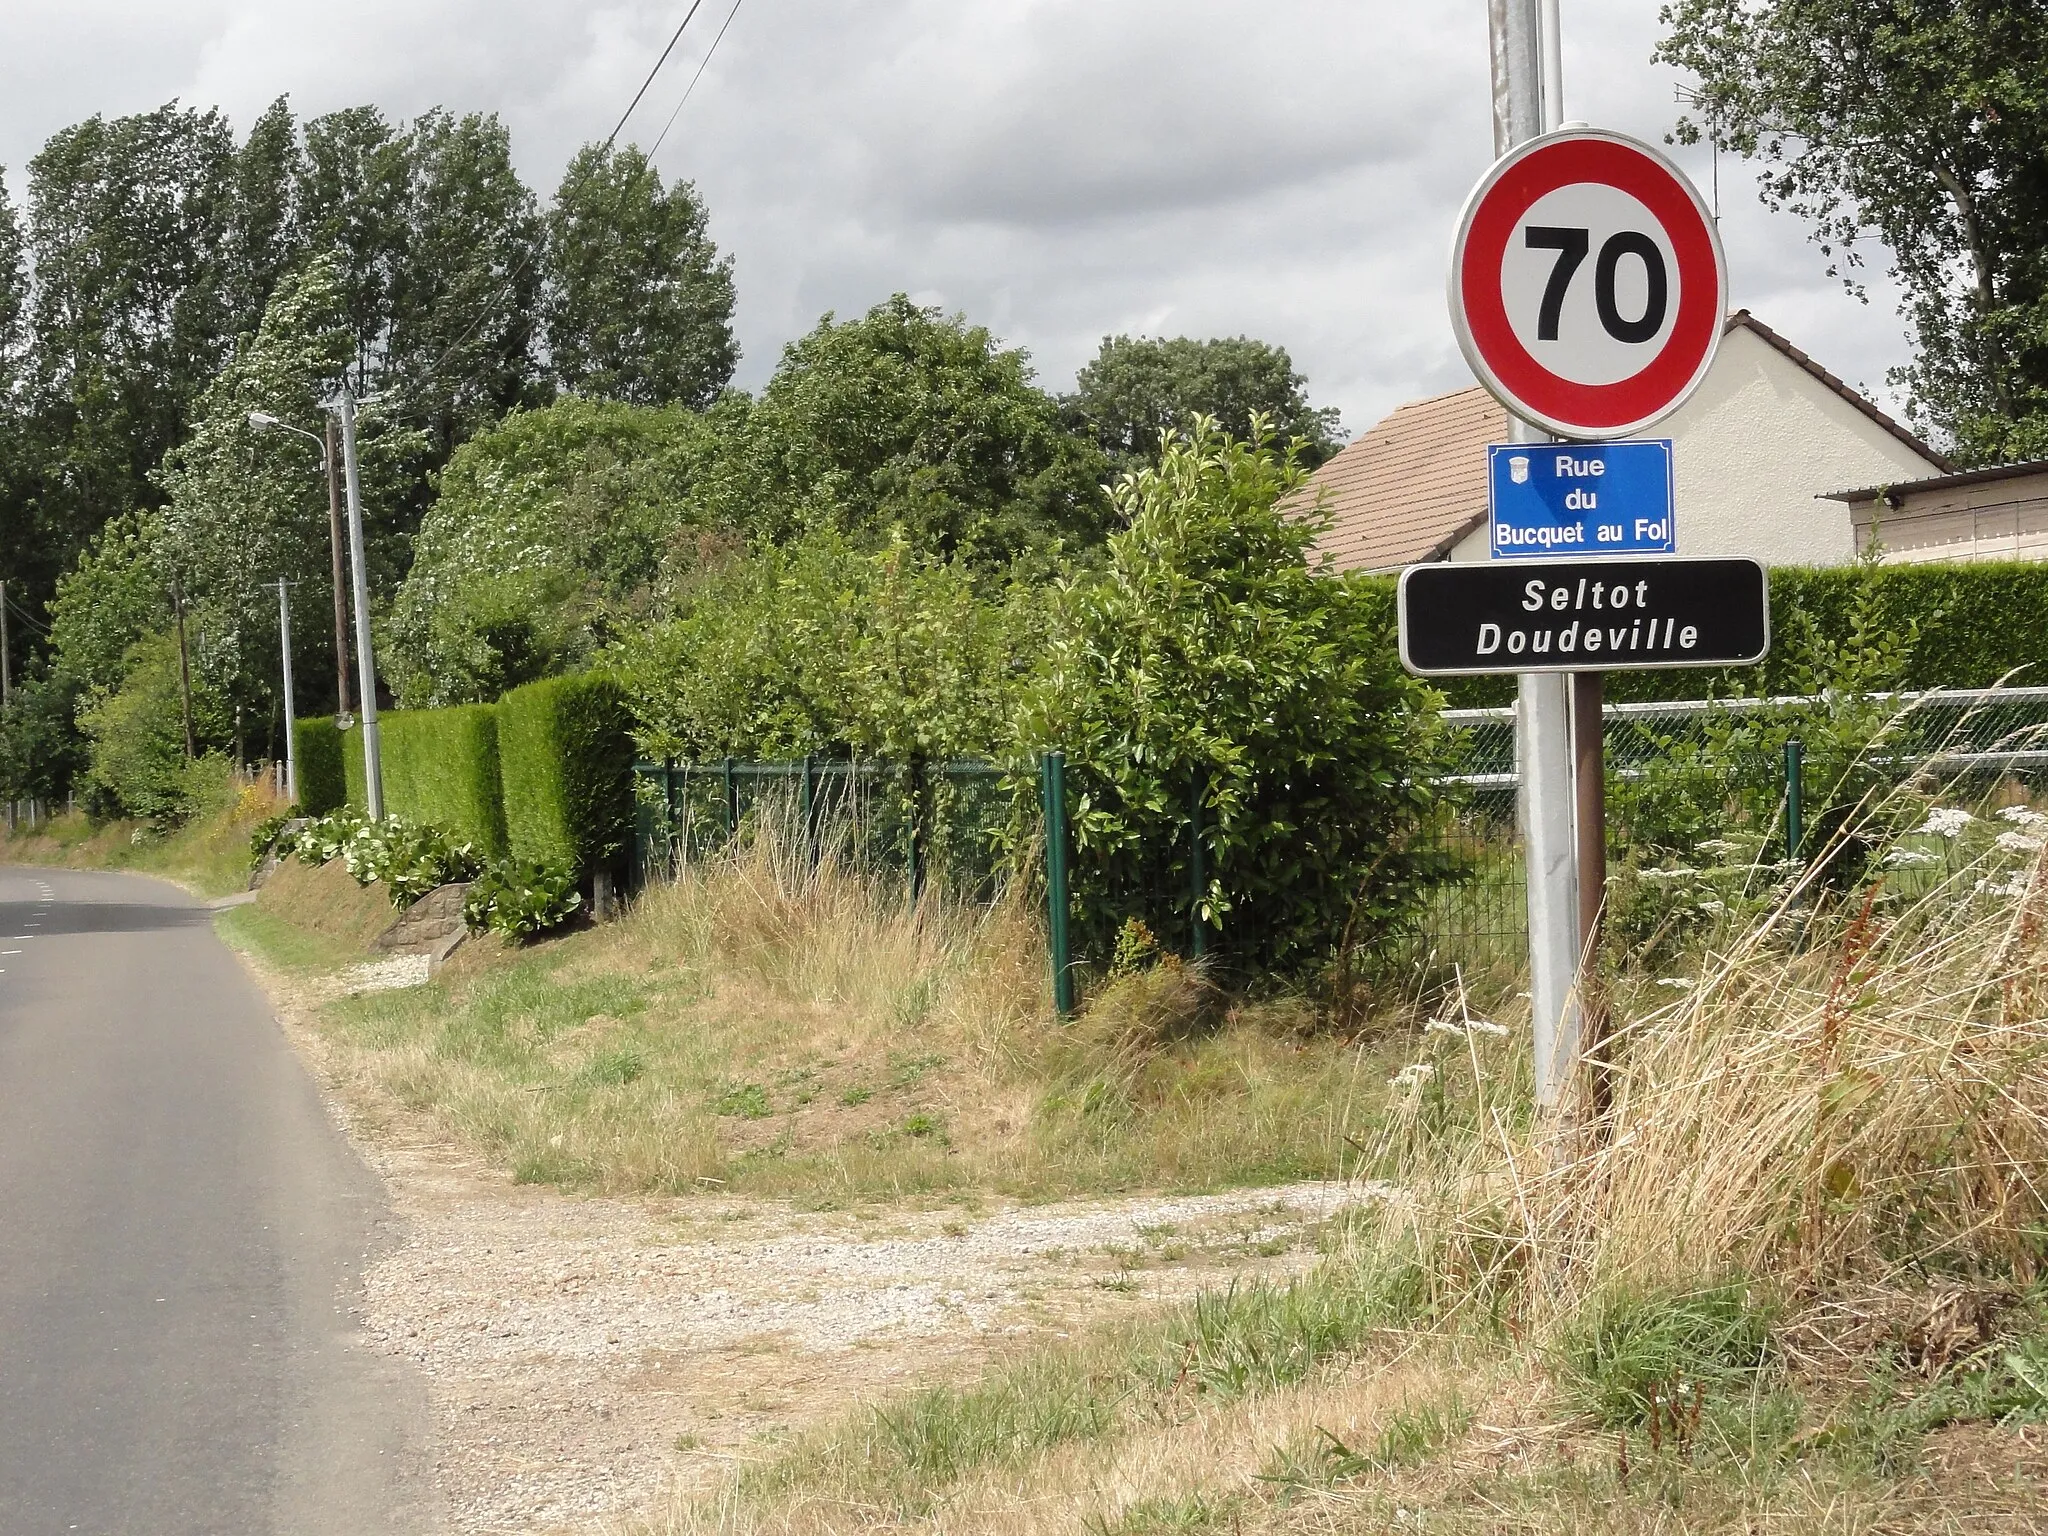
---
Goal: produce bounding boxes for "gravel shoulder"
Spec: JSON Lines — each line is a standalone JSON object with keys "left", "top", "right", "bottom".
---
{"left": 229, "top": 927, "right": 1380, "bottom": 1534}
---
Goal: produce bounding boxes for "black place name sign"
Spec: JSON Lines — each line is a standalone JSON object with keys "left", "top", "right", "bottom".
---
{"left": 1398, "top": 557, "right": 1769, "bottom": 677}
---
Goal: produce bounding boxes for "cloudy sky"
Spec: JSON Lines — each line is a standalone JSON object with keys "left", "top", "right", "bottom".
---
{"left": 0, "top": 1, "right": 1914, "bottom": 438}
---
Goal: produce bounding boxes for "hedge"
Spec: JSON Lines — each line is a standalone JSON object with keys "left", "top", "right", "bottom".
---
{"left": 1423, "top": 561, "right": 2048, "bottom": 707}
{"left": 293, "top": 717, "right": 347, "bottom": 815}
{"left": 497, "top": 673, "right": 635, "bottom": 874}
{"left": 344, "top": 705, "right": 507, "bottom": 853}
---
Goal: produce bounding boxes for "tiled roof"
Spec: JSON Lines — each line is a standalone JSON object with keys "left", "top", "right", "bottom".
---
{"left": 1291, "top": 385, "right": 1503, "bottom": 573}
{"left": 1294, "top": 313, "right": 1950, "bottom": 574}
{"left": 1730, "top": 311, "right": 1954, "bottom": 474}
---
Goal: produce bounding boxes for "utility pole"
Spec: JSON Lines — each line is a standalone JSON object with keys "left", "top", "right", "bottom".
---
{"left": 1489, "top": 0, "right": 1582, "bottom": 1109}
{"left": 0, "top": 579, "right": 11, "bottom": 711}
{"left": 277, "top": 579, "right": 299, "bottom": 805}
{"left": 172, "top": 578, "right": 198, "bottom": 762}
{"left": 325, "top": 417, "right": 353, "bottom": 722}
{"left": 337, "top": 391, "right": 384, "bottom": 821}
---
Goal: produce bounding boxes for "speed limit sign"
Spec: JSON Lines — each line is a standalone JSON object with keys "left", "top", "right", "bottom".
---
{"left": 1450, "top": 127, "right": 1728, "bottom": 440}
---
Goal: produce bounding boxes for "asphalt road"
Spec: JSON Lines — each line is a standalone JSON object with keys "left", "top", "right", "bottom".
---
{"left": 0, "top": 866, "right": 440, "bottom": 1535}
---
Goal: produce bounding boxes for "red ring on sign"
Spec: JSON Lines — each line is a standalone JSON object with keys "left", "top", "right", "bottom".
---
{"left": 1458, "top": 136, "right": 1721, "bottom": 436}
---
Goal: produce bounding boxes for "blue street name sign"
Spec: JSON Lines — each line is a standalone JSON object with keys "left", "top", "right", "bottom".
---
{"left": 1487, "top": 439, "right": 1675, "bottom": 559}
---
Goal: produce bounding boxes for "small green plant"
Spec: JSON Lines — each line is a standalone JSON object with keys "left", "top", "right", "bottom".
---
{"left": 713, "top": 1082, "right": 771, "bottom": 1119}
{"left": 462, "top": 855, "right": 583, "bottom": 938}
{"left": 902, "top": 1111, "right": 947, "bottom": 1141}
{"left": 580, "top": 1047, "right": 646, "bottom": 1087}
{"left": 838, "top": 1084, "right": 873, "bottom": 1107}
{"left": 1108, "top": 917, "right": 1160, "bottom": 978}
{"left": 1086, "top": 1491, "right": 1240, "bottom": 1533}
{"left": 1261, "top": 1397, "right": 1470, "bottom": 1492}
{"left": 246, "top": 812, "right": 296, "bottom": 869}
{"left": 1555, "top": 1282, "right": 1777, "bottom": 1429}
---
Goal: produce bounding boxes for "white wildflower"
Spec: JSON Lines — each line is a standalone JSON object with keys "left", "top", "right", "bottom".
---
{"left": 1997, "top": 806, "right": 2048, "bottom": 828}
{"left": 1639, "top": 866, "right": 1700, "bottom": 883}
{"left": 1881, "top": 848, "right": 1938, "bottom": 869}
{"left": 1996, "top": 830, "right": 2046, "bottom": 854}
{"left": 1917, "top": 807, "right": 1974, "bottom": 838}
{"left": 1976, "top": 877, "right": 2029, "bottom": 898}
{"left": 1695, "top": 839, "right": 1743, "bottom": 856}
{"left": 1422, "top": 1019, "right": 1465, "bottom": 1038}
{"left": 1698, "top": 899, "right": 1728, "bottom": 915}
{"left": 1389, "top": 1063, "right": 1435, "bottom": 1090}
{"left": 1466, "top": 1018, "right": 1510, "bottom": 1037}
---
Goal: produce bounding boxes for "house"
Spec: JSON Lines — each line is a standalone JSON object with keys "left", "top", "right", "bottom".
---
{"left": 1299, "top": 312, "right": 1951, "bottom": 573}
{"left": 1821, "top": 460, "right": 2048, "bottom": 564}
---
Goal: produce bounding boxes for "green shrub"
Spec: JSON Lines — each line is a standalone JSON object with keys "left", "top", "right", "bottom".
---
{"left": 291, "top": 810, "right": 481, "bottom": 906}
{"left": 293, "top": 717, "right": 347, "bottom": 815}
{"left": 1555, "top": 1282, "right": 1777, "bottom": 1429}
{"left": 497, "top": 673, "right": 635, "bottom": 874}
{"left": 348, "top": 705, "right": 507, "bottom": 854}
{"left": 461, "top": 855, "right": 583, "bottom": 938}
{"left": 1012, "top": 418, "right": 1456, "bottom": 976}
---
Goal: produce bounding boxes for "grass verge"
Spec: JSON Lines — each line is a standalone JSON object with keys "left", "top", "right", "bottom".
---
{"left": 223, "top": 835, "right": 1402, "bottom": 1203}
{"left": 640, "top": 800, "right": 2048, "bottom": 1534}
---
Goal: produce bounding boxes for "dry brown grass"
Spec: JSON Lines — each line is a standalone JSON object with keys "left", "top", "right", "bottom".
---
{"left": 634, "top": 801, "right": 2048, "bottom": 1536}
{"left": 1388, "top": 834, "right": 2048, "bottom": 1338}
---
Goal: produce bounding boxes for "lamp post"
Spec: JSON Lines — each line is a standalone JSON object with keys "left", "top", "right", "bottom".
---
{"left": 248, "top": 411, "right": 353, "bottom": 726}
{"left": 250, "top": 399, "right": 383, "bottom": 820}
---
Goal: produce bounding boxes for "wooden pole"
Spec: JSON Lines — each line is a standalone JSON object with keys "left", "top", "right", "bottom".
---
{"left": 0, "top": 578, "right": 11, "bottom": 710}
{"left": 173, "top": 580, "right": 197, "bottom": 762}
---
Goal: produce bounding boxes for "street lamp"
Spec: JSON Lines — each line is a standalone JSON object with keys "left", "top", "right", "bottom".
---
{"left": 248, "top": 411, "right": 355, "bottom": 732}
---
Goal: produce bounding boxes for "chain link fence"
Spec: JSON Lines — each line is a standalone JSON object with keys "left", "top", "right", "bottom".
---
{"left": 630, "top": 686, "right": 2048, "bottom": 997}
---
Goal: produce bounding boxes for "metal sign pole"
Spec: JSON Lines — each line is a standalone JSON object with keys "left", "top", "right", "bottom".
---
{"left": 1491, "top": 0, "right": 1581, "bottom": 1107}
{"left": 277, "top": 578, "right": 298, "bottom": 806}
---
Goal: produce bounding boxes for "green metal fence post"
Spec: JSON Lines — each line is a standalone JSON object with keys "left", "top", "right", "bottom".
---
{"left": 663, "top": 758, "right": 679, "bottom": 870}
{"left": 1188, "top": 769, "right": 1208, "bottom": 959}
{"left": 801, "top": 755, "right": 817, "bottom": 867}
{"left": 1040, "top": 751, "right": 1075, "bottom": 1018}
{"left": 907, "top": 757, "right": 925, "bottom": 906}
{"left": 722, "top": 756, "right": 737, "bottom": 843}
{"left": 1785, "top": 737, "right": 1804, "bottom": 864}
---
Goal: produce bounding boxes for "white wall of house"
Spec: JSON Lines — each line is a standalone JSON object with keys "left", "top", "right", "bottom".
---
{"left": 1446, "top": 324, "right": 1944, "bottom": 565}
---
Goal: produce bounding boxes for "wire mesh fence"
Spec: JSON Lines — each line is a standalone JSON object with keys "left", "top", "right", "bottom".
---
{"left": 629, "top": 686, "right": 2048, "bottom": 990}
{"left": 1427, "top": 684, "right": 2048, "bottom": 972}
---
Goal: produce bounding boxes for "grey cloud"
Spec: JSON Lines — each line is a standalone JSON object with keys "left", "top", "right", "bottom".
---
{"left": 0, "top": 0, "right": 1916, "bottom": 439}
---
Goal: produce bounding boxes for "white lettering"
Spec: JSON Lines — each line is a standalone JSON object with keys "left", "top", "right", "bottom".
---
{"left": 1477, "top": 622, "right": 1502, "bottom": 654}
{"left": 1680, "top": 625, "right": 1698, "bottom": 650}
{"left": 1507, "top": 630, "right": 1527, "bottom": 654}
{"left": 1523, "top": 580, "right": 1546, "bottom": 612}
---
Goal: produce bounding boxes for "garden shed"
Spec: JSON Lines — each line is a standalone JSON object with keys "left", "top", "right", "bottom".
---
{"left": 1823, "top": 459, "right": 2048, "bottom": 565}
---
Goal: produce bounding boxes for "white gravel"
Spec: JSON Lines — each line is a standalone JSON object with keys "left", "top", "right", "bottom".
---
{"left": 346, "top": 954, "right": 432, "bottom": 993}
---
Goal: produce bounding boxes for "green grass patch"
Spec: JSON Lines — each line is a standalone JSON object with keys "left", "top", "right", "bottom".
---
{"left": 216, "top": 901, "right": 367, "bottom": 972}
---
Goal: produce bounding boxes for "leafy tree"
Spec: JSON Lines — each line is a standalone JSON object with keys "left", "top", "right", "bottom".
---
{"left": 385, "top": 109, "right": 545, "bottom": 461}
{"left": 224, "top": 97, "right": 305, "bottom": 339}
{"left": 386, "top": 395, "right": 730, "bottom": 706}
{"left": 1066, "top": 334, "right": 1345, "bottom": 473}
{"left": 1659, "top": 0, "right": 2048, "bottom": 462}
{"left": 694, "top": 295, "right": 1113, "bottom": 564}
{"left": 76, "top": 631, "right": 230, "bottom": 821}
{"left": 621, "top": 528, "right": 1028, "bottom": 763}
{"left": 544, "top": 144, "right": 737, "bottom": 408}
{"left": 296, "top": 106, "right": 413, "bottom": 394}
{"left": 1012, "top": 418, "right": 1451, "bottom": 978}
{"left": 47, "top": 511, "right": 168, "bottom": 700}
{"left": 18, "top": 103, "right": 239, "bottom": 597}
{"left": 154, "top": 256, "right": 367, "bottom": 755}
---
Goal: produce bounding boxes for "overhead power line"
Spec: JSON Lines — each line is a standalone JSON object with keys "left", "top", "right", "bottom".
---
{"left": 604, "top": 0, "right": 712, "bottom": 153}
{"left": 649, "top": 0, "right": 748, "bottom": 160}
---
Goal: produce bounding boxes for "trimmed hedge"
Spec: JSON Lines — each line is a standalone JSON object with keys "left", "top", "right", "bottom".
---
{"left": 1425, "top": 561, "right": 2048, "bottom": 707}
{"left": 497, "top": 674, "right": 635, "bottom": 874}
{"left": 343, "top": 705, "right": 507, "bottom": 854}
{"left": 293, "top": 717, "right": 348, "bottom": 815}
